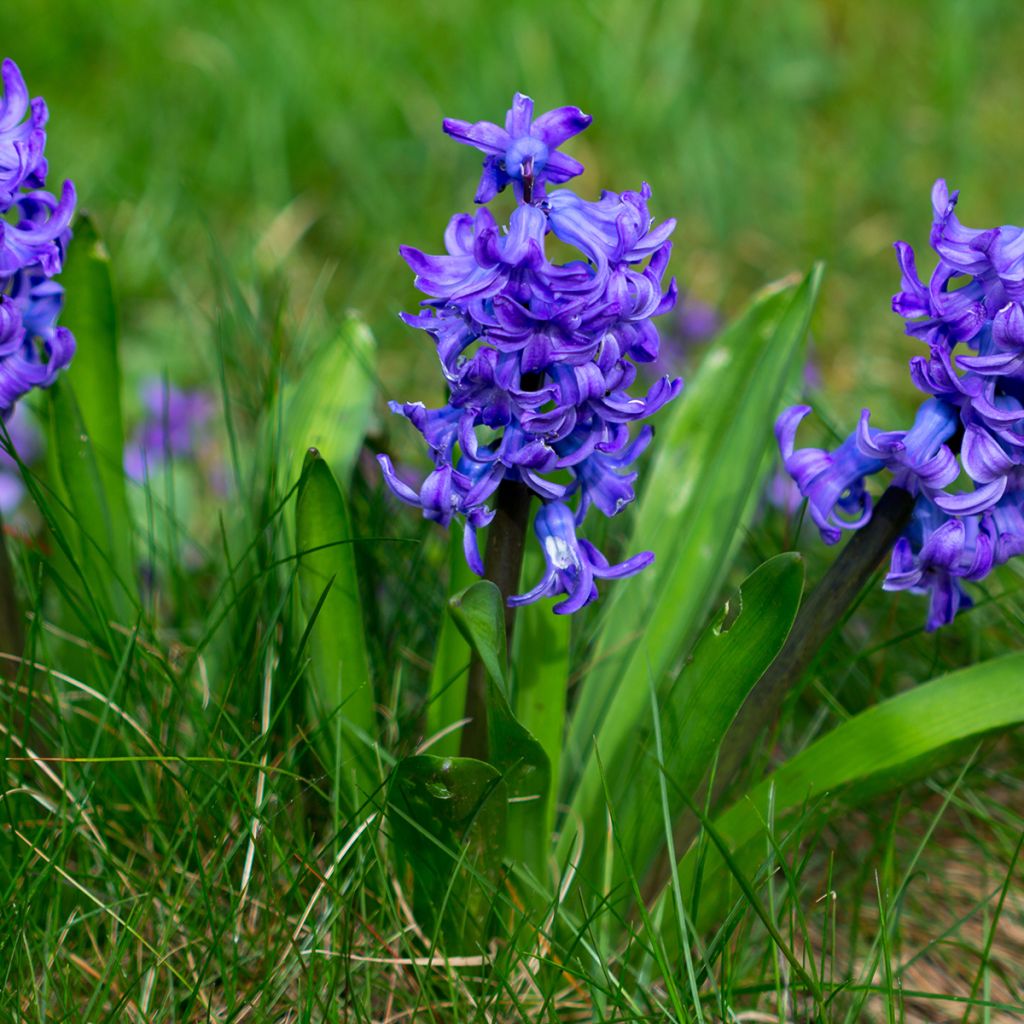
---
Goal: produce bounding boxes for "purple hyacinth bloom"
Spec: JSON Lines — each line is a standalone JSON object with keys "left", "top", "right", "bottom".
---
{"left": 443, "top": 92, "right": 591, "bottom": 204}
{"left": 124, "top": 380, "right": 214, "bottom": 480}
{"left": 382, "top": 93, "right": 679, "bottom": 611}
{"left": 0, "top": 59, "right": 75, "bottom": 416}
{"left": 779, "top": 179, "right": 1024, "bottom": 628}
{"left": 0, "top": 59, "right": 48, "bottom": 205}
{"left": 883, "top": 500, "right": 992, "bottom": 631}
{"left": 508, "top": 501, "right": 652, "bottom": 615}
{"left": 775, "top": 405, "right": 885, "bottom": 544}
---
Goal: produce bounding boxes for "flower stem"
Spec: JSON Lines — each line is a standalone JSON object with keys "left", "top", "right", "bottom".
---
{"left": 717, "top": 484, "right": 916, "bottom": 795}
{"left": 643, "top": 483, "right": 915, "bottom": 900}
{"left": 459, "top": 478, "right": 533, "bottom": 760}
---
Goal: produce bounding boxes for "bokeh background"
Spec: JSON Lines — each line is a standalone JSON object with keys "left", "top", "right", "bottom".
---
{"left": 5, "top": 0, "right": 1022, "bottom": 431}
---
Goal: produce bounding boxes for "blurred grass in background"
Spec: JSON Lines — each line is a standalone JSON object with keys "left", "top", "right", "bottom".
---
{"left": 5, "top": 0, "right": 1021, "bottom": 425}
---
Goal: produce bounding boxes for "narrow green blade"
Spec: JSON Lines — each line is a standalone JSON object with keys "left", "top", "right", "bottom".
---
{"left": 665, "top": 651, "right": 1024, "bottom": 934}
{"left": 449, "top": 581, "right": 552, "bottom": 877}
{"left": 425, "top": 525, "right": 477, "bottom": 757}
{"left": 47, "top": 216, "right": 135, "bottom": 618}
{"left": 295, "top": 448, "right": 375, "bottom": 802}
{"left": 512, "top": 575, "right": 571, "bottom": 843}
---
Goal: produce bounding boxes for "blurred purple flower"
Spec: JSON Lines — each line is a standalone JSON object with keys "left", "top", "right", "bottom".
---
{"left": 125, "top": 380, "right": 214, "bottom": 480}
{"left": 0, "top": 403, "right": 40, "bottom": 513}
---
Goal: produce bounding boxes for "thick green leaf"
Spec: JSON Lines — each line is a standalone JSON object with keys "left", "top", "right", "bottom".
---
{"left": 426, "top": 526, "right": 477, "bottom": 757}
{"left": 564, "top": 268, "right": 822, "bottom": 801}
{"left": 665, "top": 651, "right": 1024, "bottom": 933}
{"left": 47, "top": 217, "right": 135, "bottom": 617}
{"left": 563, "top": 553, "right": 805, "bottom": 891}
{"left": 449, "top": 581, "right": 552, "bottom": 876}
{"left": 389, "top": 755, "right": 507, "bottom": 950}
{"left": 283, "top": 313, "right": 375, "bottom": 486}
{"left": 59, "top": 218, "right": 128, "bottom": 500}
{"left": 295, "top": 448, "right": 375, "bottom": 802}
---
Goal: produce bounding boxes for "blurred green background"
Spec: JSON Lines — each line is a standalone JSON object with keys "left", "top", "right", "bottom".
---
{"left": 5, "top": 0, "right": 1022, "bottom": 429}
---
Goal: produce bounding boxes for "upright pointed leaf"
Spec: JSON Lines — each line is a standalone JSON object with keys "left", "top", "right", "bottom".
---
{"left": 449, "top": 580, "right": 509, "bottom": 694}
{"left": 426, "top": 526, "right": 477, "bottom": 757}
{"left": 513, "top": 579, "right": 571, "bottom": 842}
{"left": 47, "top": 216, "right": 135, "bottom": 616}
{"left": 47, "top": 379, "right": 134, "bottom": 622}
{"left": 296, "top": 448, "right": 375, "bottom": 801}
{"left": 565, "top": 267, "right": 822, "bottom": 801}
{"left": 283, "top": 313, "right": 376, "bottom": 487}
{"left": 449, "top": 581, "right": 551, "bottom": 876}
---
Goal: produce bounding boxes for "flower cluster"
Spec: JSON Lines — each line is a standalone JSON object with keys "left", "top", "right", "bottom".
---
{"left": 0, "top": 59, "right": 76, "bottom": 415}
{"left": 379, "top": 93, "right": 680, "bottom": 613}
{"left": 777, "top": 179, "right": 1024, "bottom": 630}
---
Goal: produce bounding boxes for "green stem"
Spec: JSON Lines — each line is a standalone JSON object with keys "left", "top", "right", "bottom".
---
{"left": 459, "top": 478, "right": 533, "bottom": 761}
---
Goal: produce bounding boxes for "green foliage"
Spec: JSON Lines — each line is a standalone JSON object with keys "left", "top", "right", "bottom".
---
{"left": 389, "top": 755, "right": 507, "bottom": 951}
{"left": 566, "top": 552, "right": 806, "bottom": 894}
{"left": 295, "top": 448, "right": 375, "bottom": 804}
{"left": 669, "top": 650, "right": 1024, "bottom": 933}
{"left": 425, "top": 526, "right": 476, "bottom": 757}
{"left": 511, "top": 579, "right": 571, "bottom": 841}
{"left": 8, "top": 6, "right": 1024, "bottom": 1015}
{"left": 45, "top": 217, "right": 135, "bottom": 626}
{"left": 565, "top": 268, "right": 822, "bottom": 812}
{"left": 281, "top": 313, "right": 376, "bottom": 487}
{"left": 448, "top": 581, "right": 552, "bottom": 878}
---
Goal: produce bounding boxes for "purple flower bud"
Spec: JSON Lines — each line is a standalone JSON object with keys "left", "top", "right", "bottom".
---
{"left": 509, "top": 501, "right": 652, "bottom": 614}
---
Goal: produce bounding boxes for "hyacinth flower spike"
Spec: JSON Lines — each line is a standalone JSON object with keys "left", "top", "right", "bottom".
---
{"left": 775, "top": 179, "right": 1024, "bottom": 631}
{"left": 381, "top": 92, "right": 678, "bottom": 617}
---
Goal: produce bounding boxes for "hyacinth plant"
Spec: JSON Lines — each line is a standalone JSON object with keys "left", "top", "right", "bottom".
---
{"left": 7, "top": 69, "right": 1024, "bottom": 1016}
